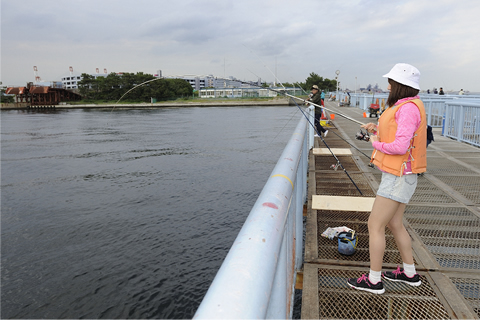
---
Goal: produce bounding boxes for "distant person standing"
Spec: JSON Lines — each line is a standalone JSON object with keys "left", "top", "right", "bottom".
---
{"left": 427, "top": 89, "right": 430, "bottom": 94}
{"left": 439, "top": 87, "right": 445, "bottom": 95}
{"left": 321, "top": 90, "right": 325, "bottom": 106}
{"left": 459, "top": 89, "right": 465, "bottom": 95}
{"left": 307, "top": 85, "right": 328, "bottom": 137}
{"left": 433, "top": 88, "right": 438, "bottom": 94}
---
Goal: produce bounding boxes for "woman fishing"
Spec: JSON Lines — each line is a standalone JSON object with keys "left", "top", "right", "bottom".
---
{"left": 347, "top": 63, "right": 427, "bottom": 294}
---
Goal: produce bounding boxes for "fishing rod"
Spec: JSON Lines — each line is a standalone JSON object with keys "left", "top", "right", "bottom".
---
{"left": 218, "top": 76, "right": 365, "bottom": 127}
{"left": 219, "top": 76, "right": 364, "bottom": 195}
{"left": 288, "top": 96, "right": 364, "bottom": 195}
{"left": 216, "top": 76, "right": 374, "bottom": 159}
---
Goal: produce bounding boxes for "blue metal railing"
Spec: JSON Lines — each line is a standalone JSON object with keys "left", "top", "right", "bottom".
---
{"left": 194, "top": 108, "right": 314, "bottom": 319}
{"left": 423, "top": 99, "right": 446, "bottom": 127}
{"left": 337, "top": 93, "right": 480, "bottom": 134}
{"left": 443, "top": 100, "right": 480, "bottom": 147}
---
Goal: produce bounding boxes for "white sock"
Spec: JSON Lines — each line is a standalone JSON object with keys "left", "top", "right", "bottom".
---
{"left": 369, "top": 269, "right": 382, "bottom": 284}
{"left": 403, "top": 263, "right": 416, "bottom": 278}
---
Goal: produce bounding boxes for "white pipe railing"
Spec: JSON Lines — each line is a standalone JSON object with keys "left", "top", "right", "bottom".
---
{"left": 194, "top": 109, "right": 313, "bottom": 319}
{"left": 444, "top": 100, "right": 480, "bottom": 147}
{"left": 338, "top": 93, "right": 480, "bottom": 133}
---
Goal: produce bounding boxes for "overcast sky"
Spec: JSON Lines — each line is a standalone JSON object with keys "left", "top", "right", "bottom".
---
{"left": 2, "top": 0, "right": 480, "bottom": 92}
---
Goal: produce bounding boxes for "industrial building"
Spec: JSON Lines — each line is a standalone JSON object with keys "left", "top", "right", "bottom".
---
{"left": 61, "top": 68, "right": 108, "bottom": 89}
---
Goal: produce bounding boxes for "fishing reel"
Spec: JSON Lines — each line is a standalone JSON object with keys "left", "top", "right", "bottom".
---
{"left": 355, "top": 129, "right": 370, "bottom": 142}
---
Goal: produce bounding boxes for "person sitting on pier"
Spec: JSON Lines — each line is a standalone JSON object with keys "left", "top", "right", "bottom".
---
{"left": 347, "top": 63, "right": 426, "bottom": 294}
{"left": 307, "top": 85, "right": 328, "bottom": 137}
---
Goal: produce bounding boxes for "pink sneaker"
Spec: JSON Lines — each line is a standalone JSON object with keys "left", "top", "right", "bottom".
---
{"left": 382, "top": 266, "right": 421, "bottom": 286}
{"left": 347, "top": 274, "right": 385, "bottom": 294}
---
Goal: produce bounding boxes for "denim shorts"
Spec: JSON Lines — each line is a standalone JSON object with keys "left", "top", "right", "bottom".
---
{"left": 376, "top": 172, "right": 418, "bottom": 204}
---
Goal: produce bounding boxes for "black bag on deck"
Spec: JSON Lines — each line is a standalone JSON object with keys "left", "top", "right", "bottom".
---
{"left": 427, "top": 125, "right": 434, "bottom": 147}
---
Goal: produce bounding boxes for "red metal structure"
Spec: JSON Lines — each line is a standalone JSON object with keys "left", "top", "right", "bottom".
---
{"left": 6, "top": 83, "right": 82, "bottom": 107}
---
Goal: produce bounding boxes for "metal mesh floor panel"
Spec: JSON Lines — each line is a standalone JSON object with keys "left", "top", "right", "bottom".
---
{"left": 319, "top": 132, "right": 351, "bottom": 148}
{"left": 426, "top": 157, "right": 480, "bottom": 175}
{"left": 456, "top": 157, "right": 480, "bottom": 171}
{"left": 432, "top": 141, "right": 477, "bottom": 151}
{"left": 315, "top": 155, "right": 360, "bottom": 171}
{"left": 449, "top": 277, "right": 480, "bottom": 318}
{"left": 315, "top": 172, "right": 376, "bottom": 197}
{"left": 317, "top": 210, "right": 405, "bottom": 265}
{"left": 405, "top": 206, "right": 480, "bottom": 270}
{"left": 435, "top": 175, "right": 480, "bottom": 204}
{"left": 305, "top": 109, "right": 480, "bottom": 320}
{"left": 317, "top": 268, "right": 451, "bottom": 320}
{"left": 409, "top": 175, "right": 458, "bottom": 204}
{"left": 443, "top": 152, "right": 480, "bottom": 157}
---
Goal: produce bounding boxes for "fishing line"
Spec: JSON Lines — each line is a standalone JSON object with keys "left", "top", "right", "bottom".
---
{"left": 288, "top": 97, "right": 364, "bottom": 195}
{"left": 110, "top": 78, "right": 163, "bottom": 113}
{"left": 261, "top": 72, "right": 371, "bottom": 160}
{"left": 262, "top": 70, "right": 371, "bottom": 160}
{"left": 268, "top": 107, "right": 302, "bottom": 145}
{"left": 220, "top": 75, "right": 366, "bottom": 127}
{"left": 323, "top": 128, "right": 372, "bottom": 160}
{"left": 244, "top": 64, "right": 364, "bottom": 194}
{"left": 227, "top": 58, "right": 366, "bottom": 194}
{"left": 254, "top": 65, "right": 371, "bottom": 160}
{"left": 243, "top": 45, "right": 286, "bottom": 90}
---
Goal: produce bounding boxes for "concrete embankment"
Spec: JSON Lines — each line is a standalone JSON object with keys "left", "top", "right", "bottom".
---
{"left": 1, "top": 98, "right": 299, "bottom": 110}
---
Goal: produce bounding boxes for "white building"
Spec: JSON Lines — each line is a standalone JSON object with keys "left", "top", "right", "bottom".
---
{"left": 199, "top": 87, "right": 278, "bottom": 98}
{"left": 199, "top": 87, "right": 303, "bottom": 99}
{"left": 61, "top": 73, "right": 107, "bottom": 90}
{"left": 164, "top": 75, "right": 260, "bottom": 91}
{"left": 164, "top": 75, "right": 214, "bottom": 91}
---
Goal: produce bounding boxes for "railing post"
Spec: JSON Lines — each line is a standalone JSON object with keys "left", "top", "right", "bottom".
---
{"left": 459, "top": 105, "right": 465, "bottom": 142}
{"left": 308, "top": 106, "right": 314, "bottom": 148}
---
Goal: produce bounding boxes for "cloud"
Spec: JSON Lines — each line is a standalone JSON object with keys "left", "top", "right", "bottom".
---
{"left": 1, "top": 0, "right": 480, "bottom": 92}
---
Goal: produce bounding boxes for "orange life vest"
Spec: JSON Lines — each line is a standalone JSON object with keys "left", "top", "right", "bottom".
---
{"left": 371, "top": 99, "right": 427, "bottom": 176}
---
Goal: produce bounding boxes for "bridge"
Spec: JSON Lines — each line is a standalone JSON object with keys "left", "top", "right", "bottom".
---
{"left": 195, "top": 98, "right": 479, "bottom": 319}
{"left": 301, "top": 100, "right": 479, "bottom": 319}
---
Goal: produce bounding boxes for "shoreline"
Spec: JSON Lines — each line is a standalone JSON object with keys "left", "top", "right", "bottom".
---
{"left": 1, "top": 98, "right": 295, "bottom": 110}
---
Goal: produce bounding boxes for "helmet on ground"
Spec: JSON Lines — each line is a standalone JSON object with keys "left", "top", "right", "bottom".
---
{"left": 338, "top": 231, "right": 357, "bottom": 256}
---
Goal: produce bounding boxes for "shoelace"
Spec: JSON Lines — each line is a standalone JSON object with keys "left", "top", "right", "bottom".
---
{"left": 392, "top": 266, "right": 403, "bottom": 276}
{"left": 357, "top": 274, "right": 370, "bottom": 286}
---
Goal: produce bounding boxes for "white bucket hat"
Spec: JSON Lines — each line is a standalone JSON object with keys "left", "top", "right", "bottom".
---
{"left": 383, "top": 63, "right": 421, "bottom": 90}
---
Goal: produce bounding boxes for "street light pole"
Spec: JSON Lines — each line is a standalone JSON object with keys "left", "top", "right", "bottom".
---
{"left": 335, "top": 70, "right": 340, "bottom": 106}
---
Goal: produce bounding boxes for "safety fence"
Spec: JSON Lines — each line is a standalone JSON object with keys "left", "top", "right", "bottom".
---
{"left": 337, "top": 93, "right": 480, "bottom": 144}
{"left": 443, "top": 100, "right": 480, "bottom": 147}
{"left": 194, "top": 107, "right": 314, "bottom": 319}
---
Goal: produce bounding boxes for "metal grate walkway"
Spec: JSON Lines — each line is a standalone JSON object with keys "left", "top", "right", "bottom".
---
{"left": 302, "top": 101, "right": 480, "bottom": 320}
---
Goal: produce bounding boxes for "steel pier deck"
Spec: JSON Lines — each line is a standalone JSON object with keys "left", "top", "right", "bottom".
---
{"left": 301, "top": 101, "right": 480, "bottom": 320}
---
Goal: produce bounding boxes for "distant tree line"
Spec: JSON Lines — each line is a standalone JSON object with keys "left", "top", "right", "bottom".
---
{"left": 76, "top": 71, "right": 336, "bottom": 102}
{"left": 78, "top": 72, "right": 193, "bottom": 102}
{"left": 278, "top": 73, "right": 337, "bottom": 93}
{"left": 301, "top": 73, "right": 337, "bottom": 92}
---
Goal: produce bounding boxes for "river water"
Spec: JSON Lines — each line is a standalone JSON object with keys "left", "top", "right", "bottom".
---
{"left": 1, "top": 106, "right": 301, "bottom": 319}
